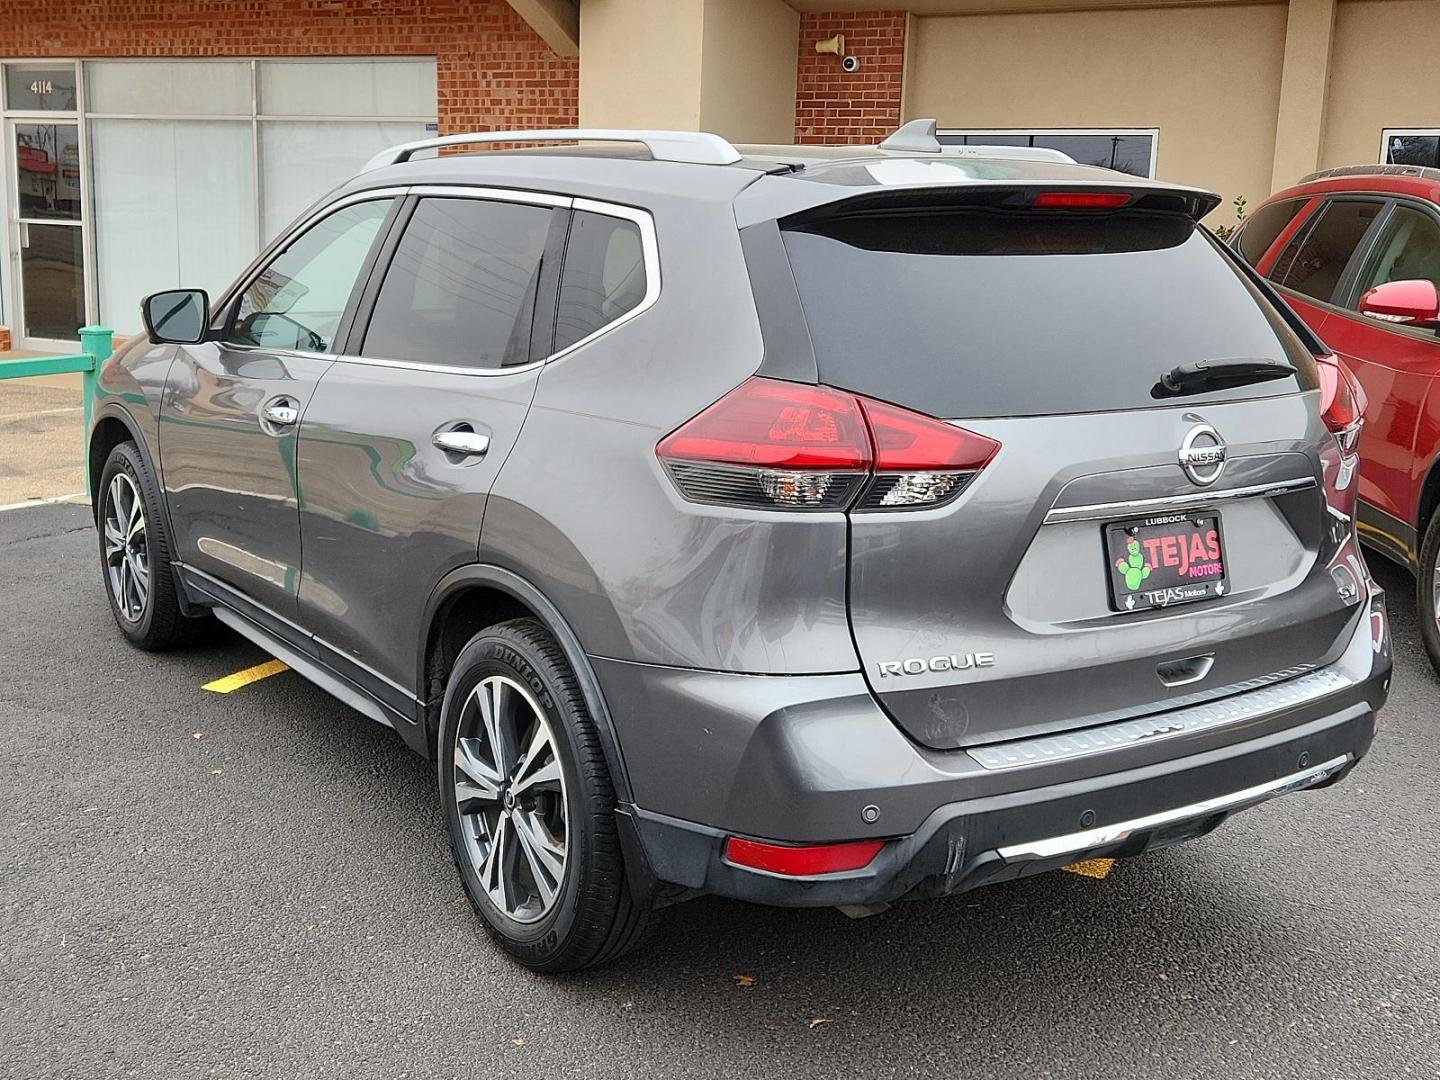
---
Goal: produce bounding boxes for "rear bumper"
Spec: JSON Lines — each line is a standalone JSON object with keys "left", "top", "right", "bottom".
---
{"left": 623, "top": 706, "right": 1372, "bottom": 908}
{"left": 605, "top": 591, "right": 1389, "bottom": 909}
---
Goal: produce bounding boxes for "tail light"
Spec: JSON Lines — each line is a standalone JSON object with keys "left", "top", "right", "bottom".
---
{"left": 656, "top": 377, "right": 1000, "bottom": 512}
{"left": 1316, "top": 354, "right": 1365, "bottom": 455}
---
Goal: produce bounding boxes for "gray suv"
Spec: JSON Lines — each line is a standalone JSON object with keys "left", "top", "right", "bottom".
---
{"left": 89, "top": 121, "right": 1392, "bottom": 972}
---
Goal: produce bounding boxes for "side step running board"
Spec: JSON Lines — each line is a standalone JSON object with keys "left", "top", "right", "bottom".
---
{"left": 210, "top": 607, "right": 399, "bottom": 731}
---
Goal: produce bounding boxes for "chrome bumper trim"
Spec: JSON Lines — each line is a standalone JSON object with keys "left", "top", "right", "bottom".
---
{"left": 997, "top": 753, "right": 1352, "bottom": 862}
{"left": 968, "top": 667, "right": 1352, "bottom": 771}
{"left": 1043, "top": 476, "right": 1316, "bottom": 525}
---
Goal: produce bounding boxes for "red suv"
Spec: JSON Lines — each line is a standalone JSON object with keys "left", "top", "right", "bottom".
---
{"left": 1236, "top": 164, "right": 1440, "bottom": 673}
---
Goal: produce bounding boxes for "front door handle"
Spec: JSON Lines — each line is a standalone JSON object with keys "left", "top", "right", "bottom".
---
{"left": 261, "top": 399, "right": 299, "bottom": 427}
{"left": 433, "top": 429, "right": 491, "bottom": 457}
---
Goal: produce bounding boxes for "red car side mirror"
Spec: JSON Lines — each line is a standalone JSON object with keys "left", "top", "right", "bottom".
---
{"left": 1357, "top": 278, "right": 1440, "bottom": 327}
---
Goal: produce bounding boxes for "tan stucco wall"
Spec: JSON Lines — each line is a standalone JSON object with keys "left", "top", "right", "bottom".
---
{"left": 579, "top": 0, "right": 706, "bottom": 129}
{"left": 578, "top": 0, "right": 796, "bottom": 142}
{"left": 698, "top": 0, "right": 798, "bottom": 141}
{"left": 1321, "top": 0, "right": 1440, "bottom": 170}
{"left": 907, "top": 4, "right": 1288, "bottom": 216}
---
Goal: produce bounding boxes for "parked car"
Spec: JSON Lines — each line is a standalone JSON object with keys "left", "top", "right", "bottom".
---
{"left": 1234, "top": 164, "right": 1440, "bottom": 672}
{"left": 89, "top": 121, "right": 1390, "bottom": 972}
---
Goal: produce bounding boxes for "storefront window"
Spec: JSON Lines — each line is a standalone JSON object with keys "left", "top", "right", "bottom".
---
{"left": 937, "top": 129, "right": 1158, "bottom": 178}
{"left": 1383, "top": 131, "right": 1440, "bottom": 169}
{"left": 79, "top": 58, "right": 437, "bottom": 333}
{"left": 90, "top": 119, "right": 257, "bottom": 334}
{"left": 86, "top": 60, "right": 251, "bottom": 115}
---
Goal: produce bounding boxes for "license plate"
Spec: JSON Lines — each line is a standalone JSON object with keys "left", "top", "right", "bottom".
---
{"left": 1105, "top": 511, "right": 1227, "bottom": 613}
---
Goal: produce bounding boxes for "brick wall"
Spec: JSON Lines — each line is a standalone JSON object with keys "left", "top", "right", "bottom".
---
{"left": 795, "top": 10, "right": 906, "bottom": 144}
{"left": 0, "top": 0, "right": 577, "bottom": 133}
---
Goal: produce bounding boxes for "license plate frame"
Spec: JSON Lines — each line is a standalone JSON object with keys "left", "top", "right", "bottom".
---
{"left": 1104, "top": 510, "right": 1228, "bottom": 613}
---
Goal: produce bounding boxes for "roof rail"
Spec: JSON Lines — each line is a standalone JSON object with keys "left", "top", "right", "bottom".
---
{"left": 876, "top": 118, "right": 1076, "bottom": 164}
{"left": 1300, "top": 163, "right": 1440, "bottom": 184}
{"left": 361, "top": 128, "right": 743, "bottom": 172}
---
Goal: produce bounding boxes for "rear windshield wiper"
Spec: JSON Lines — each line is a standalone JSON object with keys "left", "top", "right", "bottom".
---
{"left": 1152, "top": 357, "right": 1297, "bottom": 399}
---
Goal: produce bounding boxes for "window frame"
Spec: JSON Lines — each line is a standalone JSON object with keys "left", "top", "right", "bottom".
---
{"left": 210, "top": 188, "right": 406, "bottom": 357}
{"left": 339, "top": 186, "right": 661, "bottom": 378}
{"left": 934, "top": 127, "right": 1159, "bottom": 178}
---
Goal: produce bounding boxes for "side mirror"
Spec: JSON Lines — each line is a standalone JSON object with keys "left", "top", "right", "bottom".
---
{"left": 141, "top": 288, "right": 210, "bottom": 345}
{"left": 1357, "top": 278, "right": 1440, "bottom": 328}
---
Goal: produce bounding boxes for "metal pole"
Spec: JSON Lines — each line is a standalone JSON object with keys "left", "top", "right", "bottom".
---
{"left": 76, "top": 324, "right": 112, "bottom": 496}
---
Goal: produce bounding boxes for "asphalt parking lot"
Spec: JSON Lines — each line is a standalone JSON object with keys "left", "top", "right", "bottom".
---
{"left": 2, "top": 501, "right": 1437, "bottom": 1080}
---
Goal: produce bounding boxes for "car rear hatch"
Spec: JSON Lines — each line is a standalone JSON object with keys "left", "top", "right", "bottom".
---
{"left": 768, "top": 181, "right": 1364, "bottom": 751}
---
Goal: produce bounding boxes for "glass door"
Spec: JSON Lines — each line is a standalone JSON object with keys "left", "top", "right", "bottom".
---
{"left": 3, "top": 62, "right": 87, "bottom": 347}
{"left": 11, "top": 119, "right": 86, "bottom": 343}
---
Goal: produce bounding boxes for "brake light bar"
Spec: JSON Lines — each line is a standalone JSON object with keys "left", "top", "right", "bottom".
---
{"left": 1031, "top": 191, "right": 1132, "bottom": 209}
{"left": 656, "top": 377, "right": 1000, "bottom": 511}
{"left": 723, "top": 836, "right": 884, "bottom": 876}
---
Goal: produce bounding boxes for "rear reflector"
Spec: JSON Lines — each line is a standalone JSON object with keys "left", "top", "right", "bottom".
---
{"left": 723, "top": 836, "right": 885, "bottom": 876}
{"left": 657, "top": 377, "right": 1000, "bottom": 511}
{"left": 1031, "top": 191, "right": 1132, "bottom": 209}
{"left": 1316, "top": 353, "right": 1365, "bottom": 454}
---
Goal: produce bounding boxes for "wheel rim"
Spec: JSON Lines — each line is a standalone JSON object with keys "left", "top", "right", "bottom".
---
{"left": 452, "top": 674, "right": 568, "bottom": 924}
{"left": 1433, "top": 557, "right": 1440, "bottom": 635}
{"left": 103, "top": 472, "right": 149, "bottom": 623}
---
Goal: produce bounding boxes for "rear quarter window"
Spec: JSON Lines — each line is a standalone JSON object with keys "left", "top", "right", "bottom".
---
{"left": 1236, "top": 197, "right": 1308, "bottom": 265}
{"left": 780, "top": 207, "right": 1317, "bottom": 419}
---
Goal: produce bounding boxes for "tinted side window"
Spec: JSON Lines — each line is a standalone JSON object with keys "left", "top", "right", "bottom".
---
{"left": 226, "top": 199, "right": 392, "bottom": 353}
{"left": 363, "top": 197, "right": 553, "bottom": 369}
{"left": 1236, "top": 198, "right": 1306, "bottom": 265}
{"left": 1273, "top": 199, "right": 1382, "bottom": 303}
{"left": 1352, "top": 204, "right": 1440, "bottom": 302}
{"left": 554, "top": 211, "right": 648, "bottom": 353}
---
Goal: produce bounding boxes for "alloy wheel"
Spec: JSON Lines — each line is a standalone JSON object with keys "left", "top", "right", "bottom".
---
{"left": 103, "top": 472, "right": 149, "bottom": 623}
{"left": 1433, "top": 559, "right": 1440, "bottom": 635}
{"left": 452, "top": 674, "right": 568, "bottom": 924}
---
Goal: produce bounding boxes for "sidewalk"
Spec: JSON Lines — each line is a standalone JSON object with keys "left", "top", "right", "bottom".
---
{"left": 0, "top": 351, "right": 87, "bottom": 507}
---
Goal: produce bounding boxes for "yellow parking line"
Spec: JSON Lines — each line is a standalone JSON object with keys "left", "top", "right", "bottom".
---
{"left": 1062, "top": 858, "right": 1117, "bottom": 879}
{"left": 202, "top": 659, "right": 290, "bottom": 694}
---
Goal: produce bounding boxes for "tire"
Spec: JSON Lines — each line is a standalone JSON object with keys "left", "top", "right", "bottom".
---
{"left": 438, "top": 618, "right": 654, "bottom": 972}
{"left": 96, "top": 441, "right": 203, "bottom": 651}
{"left": 1418, "top": 511, "right": 1440, "bottom": 676}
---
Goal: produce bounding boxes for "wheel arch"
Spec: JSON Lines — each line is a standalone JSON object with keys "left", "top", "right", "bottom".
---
{"left": 1419, "top": 451, "right": 1440, "bottom": 543}
{"left": 418, "top": 564, "right": 633, "bottom": 803}
{"left": 88, "top": 405, "right": 151, "bottom": 520}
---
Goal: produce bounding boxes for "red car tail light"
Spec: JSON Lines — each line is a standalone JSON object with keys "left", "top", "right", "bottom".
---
{"left": 657, "top": 377, "right": 1000, "bottom": 512}
{"left": 723, "top": 836, "right": 885, "bottom": 876}
{"left": 1316, "top": 354, "right": 1365, "bottom": 455}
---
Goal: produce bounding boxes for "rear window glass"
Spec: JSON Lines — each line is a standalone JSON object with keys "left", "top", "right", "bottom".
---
{"left": 780, "top": 209, "right": 1317, "bottom": 419}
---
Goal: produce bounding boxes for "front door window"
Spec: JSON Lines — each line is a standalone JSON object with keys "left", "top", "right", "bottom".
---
{"left": 224, "top": 198, "right": 393, "bottom": 354}
{"left": 1352, "top": 205, "right": 1440, "bottom": 302}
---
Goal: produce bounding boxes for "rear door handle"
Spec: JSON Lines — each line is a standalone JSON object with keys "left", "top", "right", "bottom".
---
{"left": 261, "top": 399, "right": 299, "bottom": 427}
{"left": 433, "top": 429, "right": 491, "bottom": 457}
